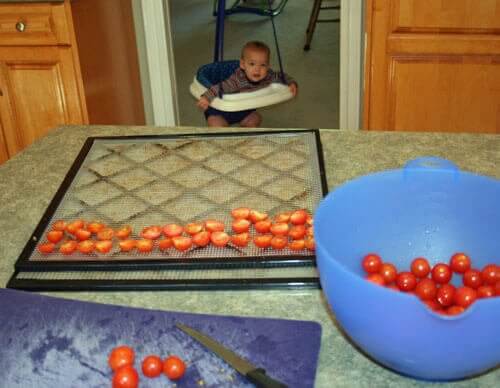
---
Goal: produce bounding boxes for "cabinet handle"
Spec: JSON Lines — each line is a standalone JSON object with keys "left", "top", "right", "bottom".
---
{"left": 15, "top": 21, "right": 26, "bottom": 32}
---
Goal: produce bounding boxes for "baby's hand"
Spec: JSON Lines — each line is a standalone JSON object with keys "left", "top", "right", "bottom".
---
{"left": 197, "top": 96, "right": 210, "bottom": 111}
{"left": 289, "top": 83, "right": 298, "bottom": 97}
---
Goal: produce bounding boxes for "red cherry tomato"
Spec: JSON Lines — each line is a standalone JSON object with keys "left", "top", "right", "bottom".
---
{"left": 47, "top": 230, "right": 64, "bottom": 244}
{"left": 415, "top": 278, "right": 437, "bottom": 301}
{"left": 270, "top": 222, "right": 289, "bottom": 236}
{"left": 379, "top": 262, "right": 397, "bottom": 284}
{"left": 108, "top": 346, "right": 135, "bottom": 372}
{"left": 288, "top": 239, "right": 305, "bottom": 251}
{"left": 77, "top": 240, "right": 95, "bottom": 254}
{"left": 158, "top": 238, "right": 173, "bottom": 251}
{"left": 95, "top": 240, "right": 113, "bottom": 254}
{"left": 410, "top": 257, "right": 431, "bottom": 278}
{"left": 366, "top": 273, "right": 385, "bottom": 286}
{"left": 231, "top": 232, "right": 250, "bottom": 247}
{"left": 304, "top": 236, "right": 315, "bottom": 251}
{"left": 210, "top": 231, "right": 230, "bottom": 247}
{"left": 192, "top": 231, "right": 211, "bottom": 247}
{"left": 38, "top": 242, "right": 55, "bottom": 254}
{"left": 51, "top": 220, "right": 67, "bottom": 231}
{"left": 112, "top": 365, "right": 139, "bottom": 388}
{"left": 431, "top": 263, "right": 452, "bottom": 284}
{"left": 163, "top": 355, "right": 186, "bottom": 381}
{"left": 75, "top": 229, "right": 92, "bottom": 241}
{"left": 184, "top": 222, "right": 203, "bottom": 236}
{"left": 253, "top": 234, "right": 272, "bottom": 248}
{"left": 66, "top": 219, "right": 85, "bottom": 235}
{"left": 423, "top": 299, "right": 442, "bottom": 312}
{"left": 481, "top": 264, "right": 500, "bottom": 285}
{"left": 119, "top": 239, "right": 136, "bottom": 252}
{"left": 436, "top": 283, "right": 456, "bottom": 307}
{"left": 59, "top": 240, "right": 78, "bottom": 255}
{"left": 254, "top": 219, "right": 272, "bottom": 234}
{"left": 232, "top": 218, "right": 251, "bottom": 234}
{"left": 449, "top": 252, "right": 471, "bottom": 274}
{"left": 396, "top": 271, "right": 417, "bottom": 292}
{"left": 142, "top": 355, "right": 163, "bottom": 378}
{"left": 248, "top": 210, "right": 268, "bottom": 223}
{"left": 87, "top": 221, "right": 105, "bottom": 234}
{"left": 462, "top": 269, "right": 483, "bottom": 289}
{"left": 288, "top": 225, "right": 307, "bottom": 240}
{"left": 136, "top": 239, "right": 153, "bottom": 253}
{"left": 204, "top": 219, "right": 225, "bottom": 233}
{"left": 162, "top": 224, "right": 184, "bottom": 238}
{"left": 477, "top": 285, "right": 495, "bottom": 298}
{"left": 270, "top": 235, "right": 288, "bottom": 250}
{"left": 141, "top": 226, "right": 162, "bottom": 240}
{"left": 115, "top": 225, "right": 132, "bottom": 240}
{"left": 172, "top": 236, "right": 193, "bottom": 251}
{"left": 290, "top": 209, "right": 308, "bottom": 225}
{"left": 361, "top": 253, "right": 383, "bottom": 274}
{"left": 495, "top": 280, "right": 500, "bottom": 296}
{"left": 97, "top": 227, "right": 115, "bottom": 241}
{"left": 231, "top": 207, "right": 251, "bottom": 219}
{"left": 274, "top": 211, "right": 292, "bottom": 223}
{"left": 453, "top": 286, "right": 478, "bottom": 309}
{"left": 446, "top": 305, "right": 465, "bottom": 316}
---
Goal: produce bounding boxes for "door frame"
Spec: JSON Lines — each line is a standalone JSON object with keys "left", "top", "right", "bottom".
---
{"left": 137, "top": 0, "right": 363, "bottom": 129}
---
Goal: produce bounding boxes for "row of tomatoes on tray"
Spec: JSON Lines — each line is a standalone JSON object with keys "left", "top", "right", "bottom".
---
{"left": 37, "top": 207, "right": 315, "bottom": 255}
{"left": 362, "top": 253, "right": 500, "bottom": 315}
{"left": 109, "top": 345, "right": 185, "bottom": 388}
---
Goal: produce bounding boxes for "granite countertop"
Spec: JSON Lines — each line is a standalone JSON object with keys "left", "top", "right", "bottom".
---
{"left": 0, "top": 125, "right": 499, "bottom": 387}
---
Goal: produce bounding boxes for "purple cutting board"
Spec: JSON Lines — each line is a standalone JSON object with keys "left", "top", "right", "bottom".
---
{"left": 0, "top": 289, "right": 321, "bottom": 387}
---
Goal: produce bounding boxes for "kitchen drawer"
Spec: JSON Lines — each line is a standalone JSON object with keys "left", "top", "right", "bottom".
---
{"left": 0, "top": 2, "right": 71, "bottom": 46}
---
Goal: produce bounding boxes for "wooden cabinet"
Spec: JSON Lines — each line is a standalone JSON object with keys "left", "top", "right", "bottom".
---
{"left": 363, "top": 0, "right": 500, "bottom": 133}
{"left": 0, "top": 1, "right": 88, "bottom": 162}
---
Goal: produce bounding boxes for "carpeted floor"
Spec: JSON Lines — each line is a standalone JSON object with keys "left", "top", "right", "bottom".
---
{"left": 170, "top": 0, "right": 340, "bottom": 129}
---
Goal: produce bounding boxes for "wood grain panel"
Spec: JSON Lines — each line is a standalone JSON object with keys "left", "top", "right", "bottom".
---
{"left": 0, "top": 2, "right": 70, "bottom": 45}
{"left": 392, "top": 0, "right": 500, "bottom": 33}
{"left": 0, "top": 120, "right": 9, "bottom": 164}
{"left": 388, "top": 56, "right": 500, "bottom": 133}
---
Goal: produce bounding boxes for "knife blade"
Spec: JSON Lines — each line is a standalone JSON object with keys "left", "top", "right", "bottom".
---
{"left": 176, "top": 323, "right": 288, "bottom": 388}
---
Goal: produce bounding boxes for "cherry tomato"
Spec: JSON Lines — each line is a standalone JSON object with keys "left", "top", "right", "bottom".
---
{"left": 290, "top": 209, "right": 308, "bottom": 225}
{"left": 436, "top": 283, "right": 456, "bottom": 307}
{"left": 481, "top": 264, "right": 500, "bottom": 285}
{"left": 59, "top": 240, "right": 78, "bottom": 255}
{"left": 231, "top": 207, "right": 251, "bottom": 219}
{"left": 495, "top": 280, "right": 500, "bottom": 296}
{"left": 462, "top": 269, "right": 483, "bottom": 289}
{"left": 47, "top": 230, "right": 64, "bottom": 244}
{"left": 141, "top": 355, "right": 163, "bottom": 378}
{"left": 77, "top": 240, "right": 95, "bottom": 254}
{"left": 136, "top": 239, "right": 154, "bottom": 253}
{"left": 232, "top": 218, "right": 251, "bottom": 234}
{"left": 75, "top": 229, "right": 91, "bottom": 241}
{"left": 477, "top": 285, "right": 495, "bottom": 298}
{"left": 449, "top": 252, "right": 471, "bottom": 274}
{"left": 410, "top": 257, "right": 430, "bottom": 278}
{"left": 204, "top": 220, "right": 225, "bottom": 233}
{"left": 231, "top": 232, "right": 250, "bottom": 247}
{"left": 366, "top": 273, "right": 385, "bottom": 286}
{"left": 95, "top": 240, "right": 113, "bottom": 254}
{"left": 446, "top": 305, "right": 465, "bottom": 316}
{"left": 51, "top": 220, "right": 67, "bottom": 231}
{"left": 306, "top": 214, "right": 314, "bottom": 226}
{"left": 423, "top": 299, "right": 442, "bottom": 312}
{"left": 184, "top": 222, "right": 203, "bottom": 236}
{"left": 172, "top": 236, "right": 193, "bottom": 251}
{"left": 158, "top": 238, "right": 173, "bottom": 251}
{"left": 119, "top": 239, "right": 136, "bottom": 252}
{"left": 305, "top": 227, "right": 314, "bottom": 237}
{"left": 396, "top": 271, "right": 417, "bottom": 292}
{"left": 274, "top": 211, "right": 292, "bottom": 223}
{"left": 254, "top": 234, "right": 272, "bottom": 248}
{"left": 288, "top": 239, "right": 305, "bottom": 251}
{"left": 288, "top": 225, "right": 307, "bottom": 240}
{"left": 254, "top": 219, "right": 272, "bottom": 234}
{"left": 248, "top": 210, "right": 268, "bottom": 223}
{"left": 210, "top": 231, "right": 230, "bottom": 247}
{"left": 270, "top": 235, "right": 288, "bottom": 250}
{"left": 115, "top": 225, "right": 132, "bottom": 240}
{"left": 66, "top": 220, "right": 85, "bottom": 235}
{"left": 141, "top": 226, "right": 162, "bottom": 240}
{"left": 192, "top": 231, "right": 211, "bottom": 247}
{"left": 270, "top": 222, "right": 289, "bottom": 236}
{"left": 38, "top": 242, "right": 55, "bottom": 254}
{"left": 431, "top": 263, "right": 452, "bottom": 284}
{"left": 108, "top": 346, "right": 135, "bottom": 372}
{"left": 162, "top": 224, "right": 184, "bottom": 238}
{"left": 415, "top": 278, "right": 437, "bottom": 301}
{"left": 304, "top": 236, "right": 315, "bottom": 251}
{"left": 361, "top": 253, "right": 383, "bottom": 274}
{"left": 453, "top": 286, "right": 477, "bottom": 309}
{"left": 87, "top": 221, "right": 105, "bottom": 234}
{"left": 112, "top": 365, "right": 139, "bottom": 388}
{"left": 163, "top": 355, "right": 186, "bottom": 381}
{"left": 379, "top": 262, "right": 397, "bottom": 284}
{"left": 97, "top": 227, "right": 115, "bottom": 241}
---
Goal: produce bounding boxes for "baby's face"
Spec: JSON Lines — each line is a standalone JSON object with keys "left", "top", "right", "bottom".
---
{"left": 240, "top": 49, "right": 269, "bottom": 82}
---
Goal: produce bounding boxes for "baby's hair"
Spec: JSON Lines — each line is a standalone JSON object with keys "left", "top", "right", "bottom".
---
{"left": 241, "top": 41, "right": 271, "bottom": 59}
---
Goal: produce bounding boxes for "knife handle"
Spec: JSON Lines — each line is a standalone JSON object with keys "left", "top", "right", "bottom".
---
{"left": 246, "top": 368, "right": 288, "bottom": 388}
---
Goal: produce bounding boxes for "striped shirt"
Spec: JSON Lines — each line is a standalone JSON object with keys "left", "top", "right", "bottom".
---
{"left": 202, "top": 68, "right": 296, "bottom": 102}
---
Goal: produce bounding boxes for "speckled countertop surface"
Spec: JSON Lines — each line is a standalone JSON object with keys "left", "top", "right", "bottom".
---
{"left": 0, "top": 126, "right": 499, "bottom": 387}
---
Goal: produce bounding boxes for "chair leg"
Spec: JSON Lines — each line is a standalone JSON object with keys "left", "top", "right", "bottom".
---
{"left": 304, "top": 0, "right": 322, "bottom": 51}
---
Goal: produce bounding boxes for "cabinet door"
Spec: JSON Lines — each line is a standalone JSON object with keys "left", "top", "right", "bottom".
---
{"left": 363, "top": 0, "right": 500, "bottom": 133}
{"left": 0, "top": 46, "right": 88, "bottom": 157}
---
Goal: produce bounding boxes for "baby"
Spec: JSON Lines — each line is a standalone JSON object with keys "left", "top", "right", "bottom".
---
{"left": 197, "top": 41, "right": 298, "bottom": 127}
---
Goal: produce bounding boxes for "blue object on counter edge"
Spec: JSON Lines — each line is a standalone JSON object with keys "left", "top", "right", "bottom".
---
{"left": 0, "top": 288, "right": 321, "bottom": 388}
{"left": 315, "top": 157, "right": 500, "bottom": 381}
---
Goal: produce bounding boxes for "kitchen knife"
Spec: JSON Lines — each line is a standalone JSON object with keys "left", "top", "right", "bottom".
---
{"left": 176, "top": 323, "right": 288, "bottom": 388}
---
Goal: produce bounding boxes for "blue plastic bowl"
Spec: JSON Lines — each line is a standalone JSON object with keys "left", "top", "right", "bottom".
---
{"left": 314, "top": 157, "right": 500, "bottom": 381}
